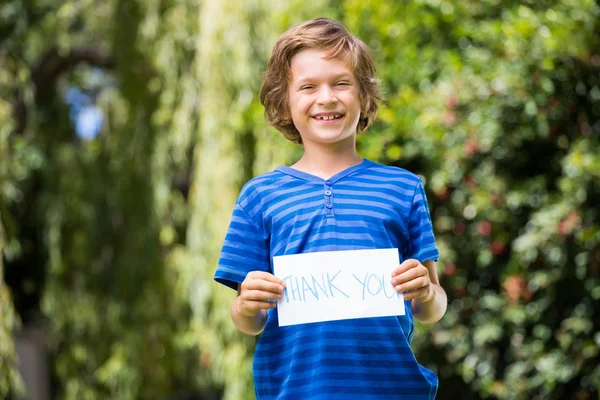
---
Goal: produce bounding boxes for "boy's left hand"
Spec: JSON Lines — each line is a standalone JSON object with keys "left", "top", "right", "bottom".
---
{"left": 391, "top": 259, "right": 435, "bottom": 302}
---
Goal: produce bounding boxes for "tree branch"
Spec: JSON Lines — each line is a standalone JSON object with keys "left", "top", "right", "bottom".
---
{"left": 31, "top": 47, "right": 115, "bottom": 101}
{"left": 13, "top": 46, "right": 115, "bottom": 135}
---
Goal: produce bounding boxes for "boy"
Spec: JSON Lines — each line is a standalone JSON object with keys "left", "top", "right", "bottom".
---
{"left": 214, "top": 18, "right": 447, "bottom": 399}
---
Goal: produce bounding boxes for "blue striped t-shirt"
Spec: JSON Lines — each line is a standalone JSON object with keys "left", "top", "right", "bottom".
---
{"left": 215, "top": 159, "right": 440, "bottom": 399}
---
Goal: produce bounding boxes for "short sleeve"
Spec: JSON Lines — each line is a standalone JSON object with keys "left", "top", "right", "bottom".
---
{"left": 214, "top": 202, "right": 270, "bottom": 290}
{"left": 405, "top": 180, "right": 439, "bottom": 262}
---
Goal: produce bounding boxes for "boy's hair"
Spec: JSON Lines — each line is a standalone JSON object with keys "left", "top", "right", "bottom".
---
{"left": 260, "top": 18, "right": 382, "bottom": 144}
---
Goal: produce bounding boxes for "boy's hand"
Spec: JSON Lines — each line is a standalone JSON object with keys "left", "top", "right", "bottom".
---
{"left": 236, "top": 271, "right": 285, "bottom": 317}
{"left": 391, "top": 259, "right": 435, "bottom": 303}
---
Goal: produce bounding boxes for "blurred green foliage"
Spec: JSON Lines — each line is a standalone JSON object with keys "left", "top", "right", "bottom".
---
{"left": 1, "top": 0, "right": 599, "bottom": 399}
{"left": 346, "top": 1, "right": 600, "bottom": 399}
{"left": 344, "top": 1, "right": 600, "bottom": 399}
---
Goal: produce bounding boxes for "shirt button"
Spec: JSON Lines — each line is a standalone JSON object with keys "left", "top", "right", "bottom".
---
{"left": 324, "top": 190, "right": 332, "bottom": 196}
{"left": 325, "top": 203, "right": 333, "bottom": 209}
{"left": 325, "top": 180, "right": 332, "bottom": 186}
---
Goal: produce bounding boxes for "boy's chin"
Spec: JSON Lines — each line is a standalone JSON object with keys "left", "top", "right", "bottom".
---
{"left": 302, "top": 133, "right": 357, "bottom": 145}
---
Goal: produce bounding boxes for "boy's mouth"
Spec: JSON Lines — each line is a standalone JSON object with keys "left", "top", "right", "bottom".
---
{"left": 312, "top": 114, "right": 343, "bottom": 121}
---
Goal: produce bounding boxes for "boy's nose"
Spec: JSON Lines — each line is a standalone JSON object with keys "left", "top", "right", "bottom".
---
{"left": 316, "top": 86, "right": 338, "bottom": 105}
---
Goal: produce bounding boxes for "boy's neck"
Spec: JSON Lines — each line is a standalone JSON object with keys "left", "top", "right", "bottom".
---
{"left": 291, "top": 141, "right": 363, "bottom": 180}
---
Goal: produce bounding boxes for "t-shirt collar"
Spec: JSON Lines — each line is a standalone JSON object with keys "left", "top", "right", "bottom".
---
{"left": 275, "top": 158, "right": 373, "bottom": 183}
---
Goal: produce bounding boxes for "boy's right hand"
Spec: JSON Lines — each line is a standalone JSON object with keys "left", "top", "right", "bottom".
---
{"left": 236, "top": 271, "right": 285, "bottom": 317}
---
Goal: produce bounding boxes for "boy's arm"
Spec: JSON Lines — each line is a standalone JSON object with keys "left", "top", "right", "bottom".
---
{"left": 230, "top": 271, "right": 285, "bottom": 336}
{"left": 410, "top": 260, "right": 447, "bottom": 325}
{"left": 392, "top": 259, "right": 447, "bottom": 325}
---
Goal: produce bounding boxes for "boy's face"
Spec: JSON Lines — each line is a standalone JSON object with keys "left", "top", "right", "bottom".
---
{"left": 287, "top": 48, "right": 361, "bottom": 147}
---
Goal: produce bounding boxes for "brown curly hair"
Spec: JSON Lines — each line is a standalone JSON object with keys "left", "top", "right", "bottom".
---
{"left": 259, "top": 18, "right": 382, "bottom": 144}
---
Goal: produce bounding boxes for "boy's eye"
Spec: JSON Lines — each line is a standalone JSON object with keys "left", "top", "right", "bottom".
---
{"left": 300, "top": 85, "right": 314, "bottom": 90}
{"left": 336, "top": 81, "right": 349, "bottom": 86}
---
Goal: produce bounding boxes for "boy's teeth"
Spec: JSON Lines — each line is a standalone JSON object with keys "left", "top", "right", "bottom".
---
{"left": 317, "top": 115, "right": 341, "bottom": 120}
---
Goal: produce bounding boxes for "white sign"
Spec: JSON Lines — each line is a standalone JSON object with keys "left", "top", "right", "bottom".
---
{"left": 272, "top": 248, "right": 404, "bottom": 327}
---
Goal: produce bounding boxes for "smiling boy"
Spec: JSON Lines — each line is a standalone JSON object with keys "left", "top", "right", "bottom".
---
{"left": 214, "top": 18, "right": 447, "bottom": 399}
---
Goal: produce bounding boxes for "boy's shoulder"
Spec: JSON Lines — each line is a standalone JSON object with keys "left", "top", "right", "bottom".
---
{"left": 365, "top": 160, "right": 424, "bottom": 186}
{"left": 236, "top": 168, "right": 289, "bottom": 201}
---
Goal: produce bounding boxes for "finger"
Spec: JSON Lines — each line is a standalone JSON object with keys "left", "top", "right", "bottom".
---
{"left": 402, "top": 286, "right": 428, "bottom": 301}
{"left": 392, "top": 265, "right": 428, "bottom": 286}
{"left": 240, "top": 300, "right": 277, "bottom": 315}
{"left": 394, "top": 276, "right": 428, "bottom": 293}
{"left": 246, "top": 271, "right": 286, "bottom": 286}
{"left": 242, "top": 279, "right": 285, "bottom": 295}
{"left": 391, "top": 259, "right": 421, "bottom": 277}
{"left": 242, "top": 289, "right": 283, "bottom": 302}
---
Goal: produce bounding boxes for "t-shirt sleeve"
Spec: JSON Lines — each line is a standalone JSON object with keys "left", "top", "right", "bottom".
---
{"left": 214, "top": 202, "right": 270, "bottom": 290}
{"left": 405, "top": 180, "right": 439, "bottom": 262}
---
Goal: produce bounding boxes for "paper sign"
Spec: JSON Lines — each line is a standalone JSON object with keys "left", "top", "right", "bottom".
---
{"left": 272, "top": 248, "right": 404, "bottom": 326}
